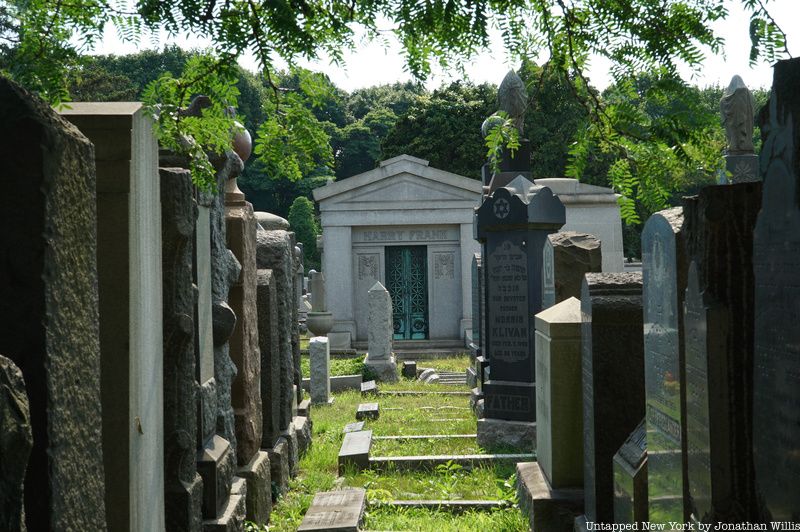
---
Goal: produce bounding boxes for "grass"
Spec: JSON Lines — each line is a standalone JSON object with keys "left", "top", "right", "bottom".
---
{"left": 264, "top": 356, "right": 528, "bottom": 532}
{"left": 300, "top": 355, "right": 365, "bottom": 377}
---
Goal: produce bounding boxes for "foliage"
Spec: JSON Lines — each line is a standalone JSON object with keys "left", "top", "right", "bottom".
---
{"left": 287, "top": 197, "right": 320, "bottom": 271}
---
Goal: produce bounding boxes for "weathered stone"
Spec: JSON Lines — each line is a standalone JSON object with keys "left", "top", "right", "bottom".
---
{"left": 197, "top": 435, "right": 236, "bottom": 520}
{"left": 160, "top": 167, "right": 203, "bottom": 532}
{"left": 402, "top": 361, "right": 418, "bottom": 379}
{"left": 0, "top": 355, "right": 32, "bottom": 532}
{"left": 360, "top": 380, "right": 377, "bottom": 396}
{"left": 284, "top": 422, "right": 300, "bottom": 477}
{"left": 364, "top": 282, "right": 398, "bottom": 381}
{"left": 310, "top": 337, "right": 331, "bottom": 404}
{"left": 683, "top": 182, "right": 762, "bottom": 522}
{"left": 339, "top": 431, "right": 373, "bottom": 474}
{"left": 202, "top": 477, "right": 246, "bottom": 532}
{"left": 291, "top": 238, "right": 303, "bottom": 404}
{"left": 641, "top": 207, "right": 688, "bottom": 522}
{"left": 343, "top": 422, "right": 365, "bottom": 433}
{"left": 1, "top": 79, "right": 106, "bottom": 530}
{"left": 256, "top": 268, "right": 281, "bottom": 447}
{"left": 255, "top": 212, "right": 289, "bottom": 231}
{"left": 356, "top": 403, "right": 380, "bottom": 420}
{"left": 237, "top": 450, "right": 271, "bottom": 524}
{"left": 516, "top": 462, "right": 583, "bottom": 532}
{"left": 476, "top": 418, "right": 536, "bottom": 451}
{"left": 294, "top": 416, "right": 312, "bottom": 457}
{"left": 298, "top": 489, "right": 367, "bottom": 532}
{"left": 534, "top": 297, "right": 583, "bottom": 489}
{"left": 298, "top": 398, "right": 311, "bottom": 418}
{"left": 267, "top": 438, "right": 289, "bottom": 501}
{"left": 256, "top": 226, "right": 296, "bottom": 433}
{"left": 580, "top": 272, "right": 644, "bottom": 524}
{"left": 226, "top": 189, "right": 263, "bottom": 466}
{"left": 752, "top": 57, "right": 800, "bottom": 522}
{"left": 542, "top": 231, "right": 601, "bottom": 309}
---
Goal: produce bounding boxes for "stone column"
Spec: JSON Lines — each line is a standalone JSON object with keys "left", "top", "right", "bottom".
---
{"left": 578, "top": 272, "right": 644, "bottom": 527}
{"left": 682, "top": 182, "right": 761, "bottom": 523}
{"left": 1, "top": 77, "right": 107, "bottom": 531}
{"left": 160, "top": 167, "right": 203, "bottom": 532}
{"left": 61, "top": 101, "right": 164, "bottom": 532}
{"left": 225, "top": 174, "right": 271, "bottom": 524}
{"left": 309, "top": 337, "right": 331, "bottom": 404}
{"left": 641, "top": 207, "right": 689, "bottom": 523}
{"left": 475, "top": 176, "right": 565, "bottom": 450}
{"left": 364, "top": 282, "right": 398, "bottom": 382}
{"left": 752, "top": 56, "right": 800, "bottom": 522}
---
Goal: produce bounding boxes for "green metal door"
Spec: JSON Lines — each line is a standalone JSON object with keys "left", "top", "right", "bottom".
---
{"left": 385, "top": 246, "right": 429, "bottom": 340}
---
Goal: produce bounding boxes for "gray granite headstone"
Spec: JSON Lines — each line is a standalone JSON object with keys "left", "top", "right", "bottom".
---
{"left": 364, "top": 282, "right": 397, "bottom": 382}
{"left": 683, "top": 180, "right": 762, "bottom": 522}
{"left": 752, "top": 57, "right": 800, "bottom": 521}
{"left": 256, "top": 267, "right": 282, "bottom": 448}
{"left": 0, "top": 77, "right": 107, "bottom": 530}
{"left": 542, "top": 232, "right": 601, "bottom": 309}
{"left": 160, "top": 167, "right": 203, "bottom": 531}
{"left": 310, "top": 337, "right": 331, "bottom": 404}
{"left": 297, "top": 488, "right": 366, "bottom": 532}
{"left": 642, "top": 207, "right": 688, "bottom": 522}
{"left": 476, "top": 176, "right": 565, "bottom": 423}
{"left": 581, "top": 272, "right": 644, "bottom": 524}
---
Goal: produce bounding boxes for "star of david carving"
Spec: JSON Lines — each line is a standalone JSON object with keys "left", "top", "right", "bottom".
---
{"left": 494, "top": 198, "right": 510, "bottom": 219}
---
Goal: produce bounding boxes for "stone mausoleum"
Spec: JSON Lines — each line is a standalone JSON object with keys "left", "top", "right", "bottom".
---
{"left": 313, "top": 155, "right": 482, "bottom": 350}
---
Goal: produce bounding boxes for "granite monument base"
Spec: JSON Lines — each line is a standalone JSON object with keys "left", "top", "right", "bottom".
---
{"left": 517, "top": 462, "right": 584, "bottom": 532}
{"left": 363, "top": 353, "right": 398, "bottom": 383}
{"left": 477, "top": 418, "right": 536, "bottom": 451}
{"left": 237, "top": 450, "right": 271, "bottom": 525}
{"left": 202, "top": 478, "right": 247, "bottom": 532}
{"left": 725, "top": 153, "right": 759, "bottom": 183}
{"left": 266, "top": 438, "right": 290, "bottom": 501}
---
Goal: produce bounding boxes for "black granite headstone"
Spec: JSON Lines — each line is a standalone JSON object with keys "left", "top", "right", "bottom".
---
{"left": 752, "top": 57, "right": 800, "bottom": 521}
{"left": 683, "top": 180, "right": 762, "bottom": 522}
{"left": 581, "top": 272, "right": 645, "bottom": 524}
{"left": 642, "top": 207, "right": 688, "bottom": 522}
{"left": 476, "top": 176, "right": 565, "bottom": 422}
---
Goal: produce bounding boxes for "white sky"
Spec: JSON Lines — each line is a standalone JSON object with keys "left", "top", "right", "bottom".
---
{"left": 92, "top": 0, "right": 800, "bottom": 92}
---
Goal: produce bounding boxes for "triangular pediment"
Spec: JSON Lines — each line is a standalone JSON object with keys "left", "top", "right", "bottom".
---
{"left": 332, "top": 173, "right": 478, "bottom": 205}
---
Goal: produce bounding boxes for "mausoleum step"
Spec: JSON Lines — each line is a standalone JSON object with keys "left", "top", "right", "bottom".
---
{"left": 369, "top": 453, "right": 535, "bottom": 472}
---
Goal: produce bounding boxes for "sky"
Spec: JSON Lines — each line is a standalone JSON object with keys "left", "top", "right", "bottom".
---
{"left": 93, "top": 0, "right": 800, "bottom": 92}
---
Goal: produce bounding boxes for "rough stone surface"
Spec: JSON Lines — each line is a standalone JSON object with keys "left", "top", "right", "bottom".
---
{"left": 402, "top": 361, "right": 417, "bottom": 379}
{"left": 364, "top": 281, "right": 398, "bottom": 385}
{"left": 256, "top": 267, "right": 281, "bottom": 448}
{"left": 160, "top": 167, "right": 203, "bottom": 532}
{"left": 356, "top": 403, "right": 380, "bottom": 420}
{"left": 543, "top": 231, "right": 601, "bottom": 308}
{"left": 197, "top": 435, "right": 236, "bottom": 520}
{"left": 294, "top": 416, "right": 312, "bottom": 457}
{"left": 284, "top": 422, "right": 300, "bottom": 477}
{"left": 202, "top": 477, "right": 246, "bottom": 532}
{"left": 309, "top": 337, "right": 331, "bottom": 404}
{"left": 267, "top": 438, "right": 290, "bottom": 501}
{"left": 476, "top": 418, "right": 536, "bottom": 451}
{"left": 211, "top": 154, "right": 244, "bottom": 462}
{"left": 0, "top": 76, "right": 107, "bottom": 531}
{"left": 0, "top": 355, "right": 32, "bottom": 532}
{"left": 580, "top": 272, "right": 644, "bottom": 524}
{"left": 237, "top": 450, "right": 271, "bottom": 525}
{"left": 225, "top": 193, "right": 263, "bottom": 466}
{"left": 256, "top": 227, "right": 296, "bottom": 432}
{"left": 516, "top": 462, "right": 583, "bottom": 532}
{"left": 255, "top": 212, "right": 289, "bottom": 231}
{"left": 291, "top": 239, "right": 303, "bottom": 403}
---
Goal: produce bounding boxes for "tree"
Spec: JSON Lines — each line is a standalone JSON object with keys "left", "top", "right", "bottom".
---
{"left": 287, "top": 197, "right": 320, "bottom": 272}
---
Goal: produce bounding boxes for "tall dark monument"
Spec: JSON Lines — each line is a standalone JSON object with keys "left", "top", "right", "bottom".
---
{"left": 752, "top": 57, "right": 800, "bottom": 521}
{"left": 475, "top": 176, "right": 565, "bottom": 449}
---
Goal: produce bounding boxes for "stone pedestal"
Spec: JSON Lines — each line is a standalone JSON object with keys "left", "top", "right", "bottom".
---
{"left": 310, "top": 337, "right": 332, "bottom": 404}
{"left": 477, "top": 418, "right": 536, "bottom": 451}
{"left": 581, "top": 273, "right": 644, "bottom": 524}
{"left": 2, "top": 78, "right": 107, "bottom": 531}
{"left": 236, "top": 450, "right": 271, "bottom": 525}
{"left": 364, "top": 282, "right": 398, "bottom": 382}
{"left": 725, "top": 153, "right": 759, "bottom": 183}
{"left": 61, "top": 102, "right": 165, "bottom": 531}
{"left": 516, "top": 462, "right": 583, "bottom": 532}
{"left": 475, "top": 176, "right": 565, "bottom": 449}
{"left": 534, "top": 297, "right": 583, "bottom": 489}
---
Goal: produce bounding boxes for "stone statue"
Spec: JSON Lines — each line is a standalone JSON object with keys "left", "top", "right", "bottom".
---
{"left": 720, "top": 75, "right": 755, "bottom": 154}
{"left": 497, "top": 70, "right": 528, "bottom": 133}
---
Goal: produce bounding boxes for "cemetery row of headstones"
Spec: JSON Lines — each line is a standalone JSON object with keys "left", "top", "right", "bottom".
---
{"left": 468, "top": 59, "right": 800, "bottom": 529}
{"left": 0, "top": 77, "right": 311, "bottom": 531}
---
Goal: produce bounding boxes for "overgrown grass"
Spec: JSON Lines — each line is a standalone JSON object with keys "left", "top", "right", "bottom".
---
{"left": 265, "top": 356, "right": 528, "bottom": 531}
{"left": 300, "top": 355, "right": 365, "bottom": 377}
